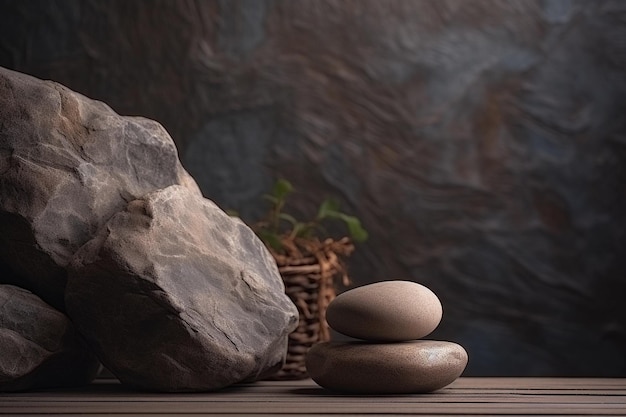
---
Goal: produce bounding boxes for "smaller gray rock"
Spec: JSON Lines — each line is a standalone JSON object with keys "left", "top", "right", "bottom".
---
{"left": 0, "top": 285, "right": 100, "bottom": 392}
{"left": 306, "top": 340, "right": 467, "bottom": 394}
{"left": 326, "top": 280, "right": 443, "bottom": 341}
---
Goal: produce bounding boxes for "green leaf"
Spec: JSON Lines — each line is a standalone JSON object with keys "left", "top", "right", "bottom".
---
{"left": 340, "top": 214, "right": 368, "bottom": 242}
{"left": 315, "top": 198, "right": 368, "bottom": 242}
{"left": 291, "top": 222, "right": 309, "bottom": 237}
{"left": 278, "top": 213, "right": 298, "bottom": 226}
{"left": 317, "top": 198, "right": 341, "bottom": 219}
{"left": 272, "top": 179, "right": 293, "bottom": 200}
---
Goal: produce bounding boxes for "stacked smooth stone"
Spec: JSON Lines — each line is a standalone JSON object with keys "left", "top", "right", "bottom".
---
{"left": 305, "top": 280, "right": 468, "bottom": 394}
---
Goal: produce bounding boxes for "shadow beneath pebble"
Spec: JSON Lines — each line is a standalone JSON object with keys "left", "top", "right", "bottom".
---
{"left": 288, "top": 387, "right": 335, "bottom": 396}
{"left": 288, "top": 387, "right": 426, "bottom": 398}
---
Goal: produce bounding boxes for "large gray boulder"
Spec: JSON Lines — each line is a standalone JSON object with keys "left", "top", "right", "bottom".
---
{"left": 0, "top": 285, "right": 100, "bottom": 392}
{"left": 0, "top": 66, "right": 200, "bottom": 311}
{"left": 66, "top": 185, "right": 299, "bottom": 391}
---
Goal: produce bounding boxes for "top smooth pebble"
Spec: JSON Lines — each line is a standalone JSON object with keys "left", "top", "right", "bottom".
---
{"left": 326, "top": 280, "right": 442, "bottom": 341}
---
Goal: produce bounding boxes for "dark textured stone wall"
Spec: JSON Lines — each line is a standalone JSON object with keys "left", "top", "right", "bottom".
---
{"left": 1, "top": 0, "right": 625, "bottom": 376}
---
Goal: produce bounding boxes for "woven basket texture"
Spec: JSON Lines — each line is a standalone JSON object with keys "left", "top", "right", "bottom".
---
{"left": 268, "top": 237, "right": 354, "bottom": 380}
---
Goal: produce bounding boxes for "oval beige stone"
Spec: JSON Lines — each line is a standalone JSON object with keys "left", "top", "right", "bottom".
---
{"left": 326, "top": 280, "right": 443, "bottom": 341}
{"left": 306, "top": 340, "right": 468, "bottom": 394}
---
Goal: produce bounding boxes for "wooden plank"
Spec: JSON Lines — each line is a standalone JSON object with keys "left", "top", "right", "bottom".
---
{"left": 2, "top": 391, "right": 625, "bottom": 404}
{"left": 0, "top": 378, "right": 624, "bottom": 416}
{"left": 2, "top": 392, "right": 625, "bottom": 403}
{"left": 2, "top": 378, "right": 624, "bottom": 396}
{"left": 2, "top": 402, "right": 626, "bottom": 415}
{"left": 452, "top": 377, "right": 626, "bottom": 389}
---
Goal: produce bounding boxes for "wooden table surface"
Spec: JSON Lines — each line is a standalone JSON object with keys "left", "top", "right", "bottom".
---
{"left": 1, "top": 377, "right": 625, "bottom": 416}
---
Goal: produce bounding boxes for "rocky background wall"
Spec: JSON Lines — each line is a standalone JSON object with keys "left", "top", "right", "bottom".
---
{"left": 1, "top": 0, "right": 624, "bottom": 376}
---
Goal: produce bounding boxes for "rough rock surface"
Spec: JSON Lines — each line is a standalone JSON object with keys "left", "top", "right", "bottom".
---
{"left": 306, "top": 340, "right": 468, "bottom": 394}
{"left": 0, "top": 66, "right": 200, "bottom": 311}
{"left": 0, "top": 285, "right": 100, "bottom": 392}
{"left": 326, "top": 281, "right": 443, "bottom": 341}
{"left": 66, "top": 185, "right": 299, "bottom": 392}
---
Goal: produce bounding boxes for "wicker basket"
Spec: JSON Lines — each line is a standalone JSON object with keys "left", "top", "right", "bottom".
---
{"left": 268, "top": 236, "right": 354, "bottom": 380}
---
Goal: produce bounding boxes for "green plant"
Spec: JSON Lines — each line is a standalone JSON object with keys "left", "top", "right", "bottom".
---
{"left": 244, "top": 179, "right": 367, "bottom": 379}
{"left": 254, "top": 179, "right": 368, "bottom": 252}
